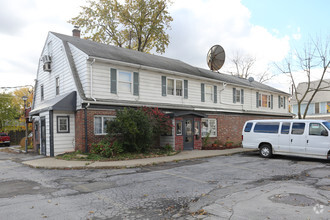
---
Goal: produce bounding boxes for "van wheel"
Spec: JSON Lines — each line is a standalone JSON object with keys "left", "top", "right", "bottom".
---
{"left": 259, "top": 144, "right": 272, "bottom": 158}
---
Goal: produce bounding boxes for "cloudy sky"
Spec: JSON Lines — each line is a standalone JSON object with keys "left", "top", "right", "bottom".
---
{"left": 1, "top": 0, "right": 329, "bottom": 93}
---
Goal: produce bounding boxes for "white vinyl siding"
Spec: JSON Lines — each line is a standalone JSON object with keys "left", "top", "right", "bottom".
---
{"left": 34, "top": 33, "right": 78, "bottom": 108}
{"left": 53, "top": 112, "right": 75, "bottom": 156}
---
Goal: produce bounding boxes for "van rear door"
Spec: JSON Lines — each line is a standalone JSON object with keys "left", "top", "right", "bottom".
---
{"left": 290, "top": 122, "right": 307, "bottom": 154}
{"left": 306, "top": 122, "right": 329, "bottom": 157}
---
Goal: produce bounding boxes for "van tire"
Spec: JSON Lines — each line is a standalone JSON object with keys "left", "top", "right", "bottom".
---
{"left": 259, "top": 144, "right": 272, "bottom": 158}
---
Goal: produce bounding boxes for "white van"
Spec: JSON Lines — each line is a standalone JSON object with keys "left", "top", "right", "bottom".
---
{"left": 242, "top": 119, "right": 330, "bottom": 159}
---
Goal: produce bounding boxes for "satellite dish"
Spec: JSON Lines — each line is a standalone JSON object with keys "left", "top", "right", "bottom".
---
{"left": 248, "top": 77, "right": 254, "bottom": 83}
{"left": 207, "top": 45, "right": 226, "bottom": 71}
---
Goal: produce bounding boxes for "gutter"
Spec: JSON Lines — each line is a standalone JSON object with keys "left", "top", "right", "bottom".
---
{"left": 218, "top": 82, "right": 244, "bottom": 110}
{"left": 81, "top": 99, "right": 293, "bottom": 117}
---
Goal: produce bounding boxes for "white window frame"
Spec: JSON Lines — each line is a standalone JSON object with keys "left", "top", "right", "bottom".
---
{"left": 118, "top": 70, "right": 133, "bottom": 93}
{"left": 234, "top": 89, "right": 241, "bottom": 103}
{"left": 280, "top": 97, "right": 284, "bottom": 108}
{"left": 167, "top": 78, "right": 183, "bottom": 97}
{"left": 201, "top": 118, "right": 217, "bottom": 137}
{"left": 57, "top": 116, "right": 69, "bottom": 133}
{"left": 205, "top": 85, "right": 214, "bottom": 102}
{"left": 94, "top": 115, "right": 116, "bottom": 135}
{"left": 258, "top": 93, "right": 271, "bottom": 108}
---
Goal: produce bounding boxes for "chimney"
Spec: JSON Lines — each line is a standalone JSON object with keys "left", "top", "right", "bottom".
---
{"left": 72, "top": 26, "right": 81, "bottom": 38}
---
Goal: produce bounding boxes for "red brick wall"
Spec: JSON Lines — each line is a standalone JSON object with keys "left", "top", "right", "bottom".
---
{"left": 174, "top": 117, "right": 184, "bottom": 151}
{"left": 193, "top": 117, "right": 202, "bottom": 150}
{"left": 75, "top": 108, "right": 116, "bottom": 152}
{"left": 208, "top": 114, "right": 290, "bottom": 146}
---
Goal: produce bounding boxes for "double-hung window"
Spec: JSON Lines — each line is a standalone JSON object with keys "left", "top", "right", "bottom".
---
{"left": 205, "top": 85, "right": 213, "bottom": 102}
{"left": 176, "top": 80, "right": 183, "bottom": 96}
{"left": 94, "top": 116, "right": 116, "bottom": 135}
{"left": 57, "top": 116, "right": 69, "bottom": 133}
{"left": 118, "top": 71, "right": 132, "bottom": 93}
{"left": 258, "top": 93, "right": 271, "bottom": 108}
{"left": 201, "top": 118, "right": 217, "bottom": 137}
{"left": 167, "top": 78, "right": 183, "bottom": 97}
{"left": 233, "top": 88, "right": 244, "bottom": 104}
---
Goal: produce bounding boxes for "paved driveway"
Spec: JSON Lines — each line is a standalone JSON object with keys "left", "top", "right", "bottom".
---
{"left": 0, "top": 150, "right": 329, "bottom": 219}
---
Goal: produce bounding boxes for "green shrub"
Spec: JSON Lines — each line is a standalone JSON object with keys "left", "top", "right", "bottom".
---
{"left": 107, "top": 108, "right": 153, "bottom": 153}
{"left": 90, "top": 139, "right": 124, "bottom": 158}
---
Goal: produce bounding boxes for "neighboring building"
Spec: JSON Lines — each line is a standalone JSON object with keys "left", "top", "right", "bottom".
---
{"left": 30, "top": 29, "right": 292, "bottom": 156}
{"left": 291, "top": 79, "right": 330, "bottom": 120}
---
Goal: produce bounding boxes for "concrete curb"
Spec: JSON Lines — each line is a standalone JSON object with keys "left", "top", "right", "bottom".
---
{"left": 22, "top": 148, "right": 257, "bottom": 170}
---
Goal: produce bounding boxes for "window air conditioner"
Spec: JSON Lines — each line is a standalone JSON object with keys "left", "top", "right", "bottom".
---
{"left": 43, "top": 63, "right": 51, "bottom": 72}
{"left": 42, "top": 55, "right": 52, "bottom": 64}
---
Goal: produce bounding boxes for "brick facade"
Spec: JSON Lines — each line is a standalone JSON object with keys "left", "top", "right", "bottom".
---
{"left": 208, "top": 114, "right": 290, "bottom": 146}
{"left": 75, "top": 108, "right": 116, "bottom": 152}
{"left": 174, "top": 116, "right": 202, "bottom": 151}
{"left": 73, "top": 108, "right": 290, "bottom": 153}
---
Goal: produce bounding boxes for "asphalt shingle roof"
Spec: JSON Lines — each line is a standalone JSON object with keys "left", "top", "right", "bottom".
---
{"left": 51, "top": 32, "right": 287, "bottom": 95}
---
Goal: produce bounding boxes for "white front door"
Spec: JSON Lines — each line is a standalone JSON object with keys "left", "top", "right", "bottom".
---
{"left": 290, "top": 122, "right": 307, "bottom": 154}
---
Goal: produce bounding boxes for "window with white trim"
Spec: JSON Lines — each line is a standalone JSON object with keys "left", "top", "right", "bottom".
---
{"left": 167, "top": 78, "right": 183, "bottom": 96}
{"left": 94, "top": 116, "right": 116, "bottom": 135}
{"left": 201, "top": 118, "right": 217, "bottom": 137}
{"left": 205, "top": 85, "right": 213, "bottom": 102}
{"left": 258, "top": 94, "right": 271, "bottom": 108}
{"left": 118, "top": 71, "right": 132, "bottom": 93}
{"left": 57, "top": 116, "right": 69, "bottom": 133}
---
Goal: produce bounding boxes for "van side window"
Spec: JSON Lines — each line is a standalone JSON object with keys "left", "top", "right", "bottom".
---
{"left": 244, "top": 122, "right": 253, "bottom": 132}
{"left": 309, "top": 123, "right": 328, "bottom": 136}
{"left": 281, "top": 123, "right": 290, "bottom": 134}
{"left": 254, "top": 122, "right": 279, "bottom": 133}
{"left": 291, "top": 123, "right": 305, "bottom": 135}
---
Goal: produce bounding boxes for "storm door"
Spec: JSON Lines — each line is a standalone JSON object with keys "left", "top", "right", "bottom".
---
{"left": 40, "top": 117, "right": 46, "bottom": 155}
{"left": 183, "top": 118, "right": 194, "bottom": 150}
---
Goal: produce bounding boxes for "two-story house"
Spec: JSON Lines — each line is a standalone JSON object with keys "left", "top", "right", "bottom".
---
{"left": 30, "top": 29, "right": 292, "bottom": 156}
{"left": 291, "top": 79, "right": 330, "bottom": 119}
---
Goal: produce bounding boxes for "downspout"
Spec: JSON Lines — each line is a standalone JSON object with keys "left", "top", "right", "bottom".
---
{"left": 90, "top": 58, "right": 96, "bottom": 101}
{"left": 219, "top": 82, "right": 244, "bottom": 110}
{"left": 84, "top": 102, "right": 90, "bottom": 153}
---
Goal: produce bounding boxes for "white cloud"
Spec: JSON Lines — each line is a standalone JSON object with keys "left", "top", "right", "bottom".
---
{"left": 1, "top": 0, "right": 291, "bottom": 93}
{"left": 165, "top": 0, "right": 290, "bottom": 74}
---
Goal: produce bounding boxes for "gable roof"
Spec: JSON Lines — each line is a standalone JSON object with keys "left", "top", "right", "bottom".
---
{"left": 292, "top": 79, "right": 330, "bottom": 103}
{"left": 51, "top": 32, "right": 288, "bottom": 95}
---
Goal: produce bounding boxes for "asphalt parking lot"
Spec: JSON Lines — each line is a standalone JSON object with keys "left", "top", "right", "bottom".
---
{"left": 0, "top": 149, "right": 329, "bottom": 219}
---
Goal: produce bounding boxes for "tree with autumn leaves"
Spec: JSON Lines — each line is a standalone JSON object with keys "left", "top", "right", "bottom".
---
{"left": 69, "top": 0, "right": 173, "bottom": 54}
{"left": 0, "top": 87, "right": 33, "bottom": 132}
